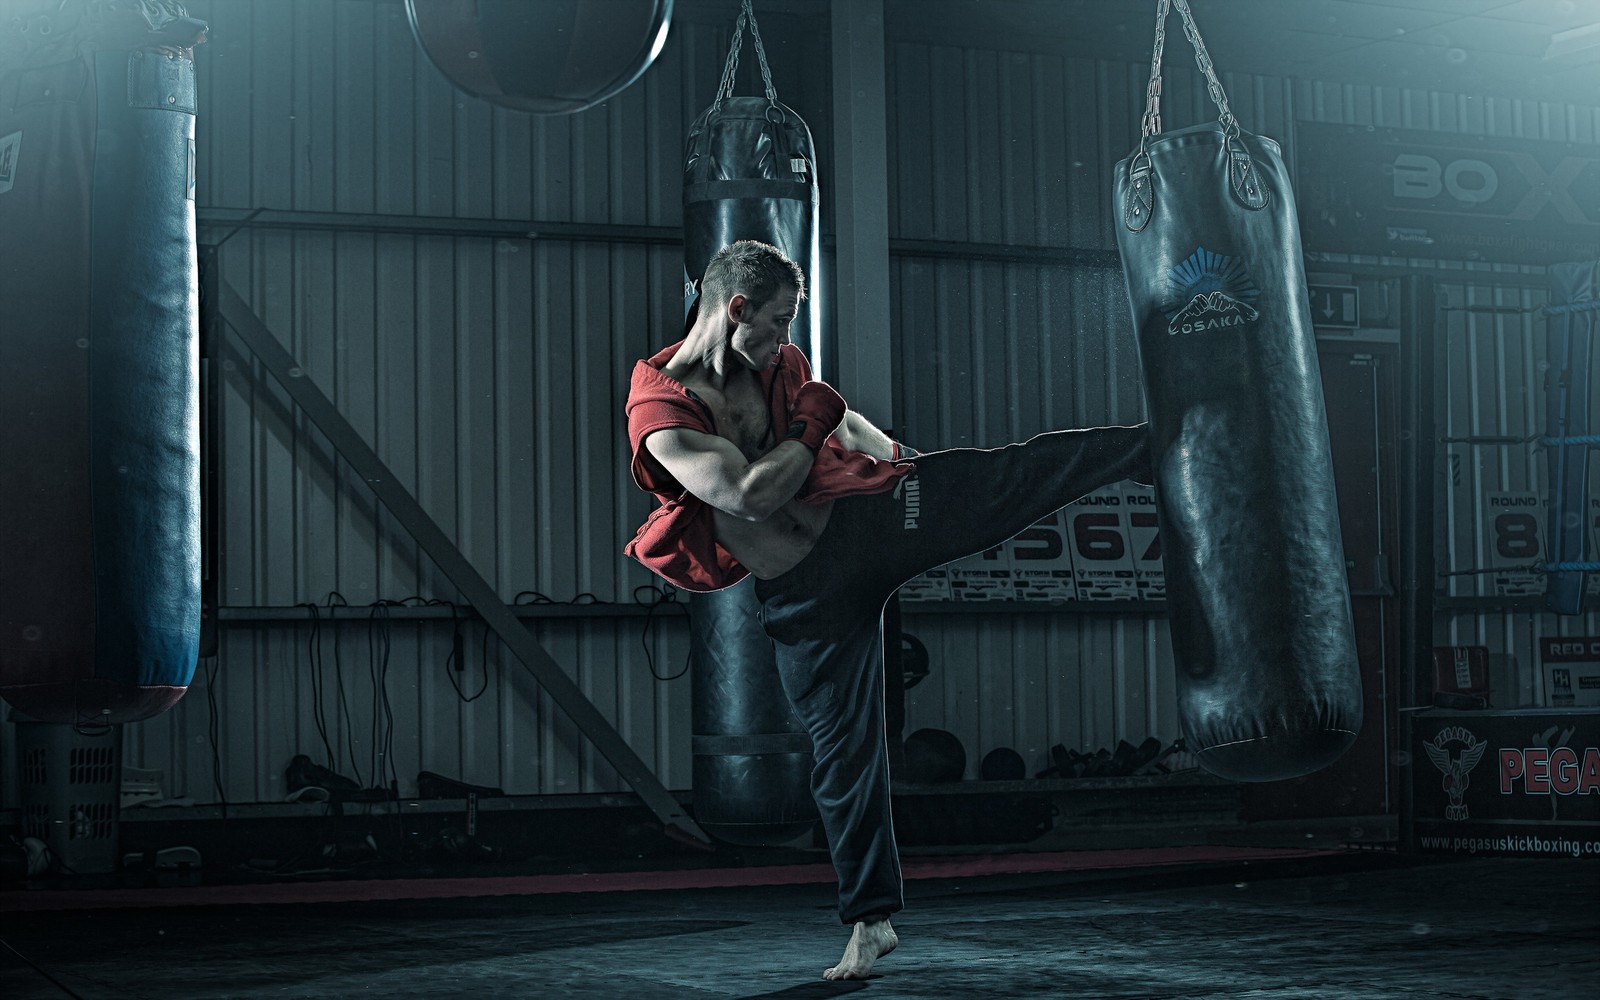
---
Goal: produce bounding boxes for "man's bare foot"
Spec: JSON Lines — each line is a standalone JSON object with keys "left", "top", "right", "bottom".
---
{"left": 823, "top": 915, "right": 898, "bottom": 981}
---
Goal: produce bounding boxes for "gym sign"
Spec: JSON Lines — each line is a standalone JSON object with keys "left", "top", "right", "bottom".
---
{"left": 1295, "top": 122, "right": 1599, "bottom": 265}
{"left": 1413, "top": 710, "right": 1600, "bottom": 858}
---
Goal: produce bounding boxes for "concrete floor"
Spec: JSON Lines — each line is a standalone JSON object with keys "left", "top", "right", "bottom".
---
{"left": 2, "top": 853, "right": 1595, "bottom": 999}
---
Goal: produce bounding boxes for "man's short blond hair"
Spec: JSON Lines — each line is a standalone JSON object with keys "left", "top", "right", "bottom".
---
{"left": 700, "top": 240, "right": 807, "bottom": 315}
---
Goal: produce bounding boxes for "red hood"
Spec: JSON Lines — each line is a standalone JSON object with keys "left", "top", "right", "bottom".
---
{"left": 623, "top": 342, "right": 910, "bottom": 591}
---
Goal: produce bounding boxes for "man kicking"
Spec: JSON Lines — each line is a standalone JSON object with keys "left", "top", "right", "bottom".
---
{"left": 624, "top": 240, "right": 1149, "bottom": 980}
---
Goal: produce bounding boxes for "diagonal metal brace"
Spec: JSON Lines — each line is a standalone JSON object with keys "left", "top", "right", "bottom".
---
{"left": 218, "top": 282, "right": 710, "bottom": 848}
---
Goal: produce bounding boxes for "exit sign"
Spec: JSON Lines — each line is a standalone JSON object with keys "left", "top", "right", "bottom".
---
{"left": 1309, "top": 283, "right": 1359, "bottom": 329}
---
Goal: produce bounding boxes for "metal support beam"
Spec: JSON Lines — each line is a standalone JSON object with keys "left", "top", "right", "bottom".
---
{"left": 197, "top": 206, "right": 1123, "bottom": 269}
{"left": 830, "top": 0, "right": 893, "bottom": 425}
{"left": 1396, "top": 275, "right": 1438, "bottom": 855}
{"left": 199, "top": 207, "right": 680, "bottom": 247}
{"left": 217, "top": 282, "right": 710, "bottom": 848}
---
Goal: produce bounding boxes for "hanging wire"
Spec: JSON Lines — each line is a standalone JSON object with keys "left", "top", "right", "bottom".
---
{"left": 205, "top": 652, "right": 228, "bottom": 821}
{"left": 634, "top": 584, "right": 691, "bottom": 681}
{"left": 298, "top": 602, "right": 339, "bottom": 770}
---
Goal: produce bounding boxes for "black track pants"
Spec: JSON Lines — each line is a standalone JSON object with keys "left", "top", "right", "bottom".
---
{"left": 754, "top": 424, "right": 1149, "bottom": 923}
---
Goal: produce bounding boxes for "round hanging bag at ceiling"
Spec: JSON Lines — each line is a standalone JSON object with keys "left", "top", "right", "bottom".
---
{"left": 405, "top": 0, "right": 673, "bottom": 115}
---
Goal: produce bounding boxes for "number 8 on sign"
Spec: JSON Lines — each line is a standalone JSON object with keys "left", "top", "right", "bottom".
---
{"left": 1484, "top": 491, "right": 1544, "bottom": 597}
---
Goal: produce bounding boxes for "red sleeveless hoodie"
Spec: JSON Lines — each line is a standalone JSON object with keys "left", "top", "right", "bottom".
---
{"left": 625, "top": 341, "right": 910, "bottom": 591}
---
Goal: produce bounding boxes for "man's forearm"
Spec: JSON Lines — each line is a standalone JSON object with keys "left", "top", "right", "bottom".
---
{"left": 836, "top": 410, "right": 896, "bottom": 461}
{"left": 732, "top": 439, "right": 817, "bottom": 520}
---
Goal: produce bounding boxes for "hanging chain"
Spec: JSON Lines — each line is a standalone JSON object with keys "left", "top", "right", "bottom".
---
{"left": 743, "top": 0, "right": 779, "bottom": 105}
{"left": 713, "top": 0, "right": 779, "bottom": 112}
{"left": 1139, "top": 0, "right": 1170, "bottom": 140}
{"left": 713, "top": 11, "right": 746, "bottom": 111}
{"left": 1140, "top": 0, "right": 1238, "bottom": 140}
{"left": 1173, "top": 0, "right": 1238, "bottom": 137}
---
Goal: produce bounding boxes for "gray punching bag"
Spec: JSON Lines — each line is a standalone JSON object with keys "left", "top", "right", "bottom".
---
{"left": 405, "top": 0, "right": 673, "bottom": 115}
{"left": 684, "top": 7, "right": 821, "bottom": 845}
{"left": 0, "top": 6, "right": 208, "bottom": 725}
{"left": 1112, "top": 0, "right": 1362, "bottom": 782}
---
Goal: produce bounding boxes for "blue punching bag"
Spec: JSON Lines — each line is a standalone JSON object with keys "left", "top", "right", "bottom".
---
{"left": 683, "top": 5, "right": 823, "bottom": 845}
{"left": 0, "top": 6, "right": 207, "bottom": 725}
{"left": 1542, "top": 260, "right": 1596, "bottom": 616}
{"left": 1113, "top": 0, "right": 1362, "bottom": 781}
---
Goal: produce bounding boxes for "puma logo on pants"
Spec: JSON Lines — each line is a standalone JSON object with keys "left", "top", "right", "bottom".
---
{"left": 896, "top": 476, "right": 921, "bottom": 529}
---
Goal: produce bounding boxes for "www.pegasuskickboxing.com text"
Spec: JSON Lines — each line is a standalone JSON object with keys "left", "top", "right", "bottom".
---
{"left": 1419, "top": 835, "right": 1600, "bottom": 858}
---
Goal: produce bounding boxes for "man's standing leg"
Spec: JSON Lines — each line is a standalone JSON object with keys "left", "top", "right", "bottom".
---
{"left": 766, "top": 616, "right": 904, "bottom": 924}
{"left": 753, "top": 422, "right": 1148, "bottom": 978}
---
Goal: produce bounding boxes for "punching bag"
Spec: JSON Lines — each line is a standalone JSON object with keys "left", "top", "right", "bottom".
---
{"left": 685, "top": 3, "right": 821, "bottom": 845}
{"left": 1112, "top": 0, "right": 1361, "bottom": 782}
{"left": 0, "top": 5, "right": 207, "bottom": 725}
{"left": 687, "top": 583, "right": 816, "bottom": 845}
{"left": 405, "top": 0, "right": 673, "bottom": 116}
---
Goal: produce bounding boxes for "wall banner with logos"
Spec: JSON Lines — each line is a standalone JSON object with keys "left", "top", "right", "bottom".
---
{"left": 1411, "top": 708, "right": 1599, "bottom": 858}
{"left": 1296, "top": 122, "right": 1600, "bottom": 265}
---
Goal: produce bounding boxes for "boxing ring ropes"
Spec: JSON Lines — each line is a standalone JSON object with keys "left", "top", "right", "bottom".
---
{"left": 1433, "top": 295, "right": 1600, "bottom": 607}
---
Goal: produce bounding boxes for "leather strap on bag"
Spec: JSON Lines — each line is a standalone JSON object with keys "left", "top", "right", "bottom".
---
{"left": 697, "top": 0, "right": 808, "bottom": 182}
{"left": 1125, "top": 0, "right": 1266, "bottom": 234}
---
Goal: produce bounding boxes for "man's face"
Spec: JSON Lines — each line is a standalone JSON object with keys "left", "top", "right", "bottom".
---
{"left": 728, "top": 286, "right": 798, "bottom": 371}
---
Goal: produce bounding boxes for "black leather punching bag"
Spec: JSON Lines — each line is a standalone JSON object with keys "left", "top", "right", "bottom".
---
{"left": 684, "top": 5, "right": 821, "bottom": 845}
{"left": 687, "top": 583, "right": 816, "bottom": 845}
{"left": 1112, "top": 0, "right": 1361, "bottom": 782}
{"left": 405, "top": 0, "right": 673, "bottom": 116}
{"left": 0, "top": 5, "right": 208, "bottom": 725}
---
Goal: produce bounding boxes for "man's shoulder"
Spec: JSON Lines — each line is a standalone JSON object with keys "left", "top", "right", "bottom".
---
{"left": 627, "top": 356, "right": 709, "bottom": 448}
{"left": 628, "top": 347, "right": 691, "bottom": 405}
{"left": 778, "top": 343, "right": 813, "bottom": 376}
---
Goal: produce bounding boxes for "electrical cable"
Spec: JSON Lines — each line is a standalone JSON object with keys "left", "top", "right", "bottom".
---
{"left": 634, "top": 584, "right": 691, "bottom": 681}
{"left": 204, "top": 651, "right": 228, "bottom": 822}
{"left": 367, "top": 600, "right": 401, "bottom": 796}
{"left": 441, "top": 602, "right": 491, "bottom": 703}
{"left": 480, "top": 622, "right": 500, "bottom": 702}
{"left": 512, "top": 590, "right": 602, "bottom": 605}
{"left": 371, "top": 599, "right": 415, "bottom": 856}
{"left": 367, "top": 602, "right": 388, "bottom": 786}
{"left": 322, "top": 591, "right": 364, "bottom": 787}
{"left": 297, "top": 602, "right": 337, "bottom": 770}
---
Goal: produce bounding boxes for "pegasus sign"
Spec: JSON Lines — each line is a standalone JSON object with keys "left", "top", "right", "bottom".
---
{"left": 1424, "top": 726, "right": 1489, "bottom": 822}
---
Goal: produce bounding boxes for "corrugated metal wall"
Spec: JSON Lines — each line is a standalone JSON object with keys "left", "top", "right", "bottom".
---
{"left": 882, "top": 47, "right": 1599, "bottom": 771}
{"left": 53, "top": 1, "right": 1596, "bottom": 804}
{"left": 118, "top": 0, "right": 838, "bottom": 802}
{"left": 1435, "top": 273, "right": 1600, "bottom": 707}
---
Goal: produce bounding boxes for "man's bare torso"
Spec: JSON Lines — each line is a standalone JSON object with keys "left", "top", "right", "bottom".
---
{"left": 676, "top": 367, "right": 832, "bottom": 579}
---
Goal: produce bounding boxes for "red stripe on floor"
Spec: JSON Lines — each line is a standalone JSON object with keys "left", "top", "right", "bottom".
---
{"left": 0, "top": 846, "right": 1339, "bottom": 912}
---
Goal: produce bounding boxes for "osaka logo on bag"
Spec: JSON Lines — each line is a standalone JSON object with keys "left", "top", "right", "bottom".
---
{"left": 1165, "top": 246, "right": 1260, "bottom": 336}
{"left": 1424, "top": 726, "right": 1489, "bottom": 821}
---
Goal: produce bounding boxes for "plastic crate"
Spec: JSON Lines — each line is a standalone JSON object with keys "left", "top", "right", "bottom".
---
{"left": 16, "top": 720, "right": 123, "bottom": 874}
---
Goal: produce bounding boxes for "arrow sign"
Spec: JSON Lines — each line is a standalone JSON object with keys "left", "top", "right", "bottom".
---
{"left": 1308, "top": 283, "right": 1360, "bottom": 329}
